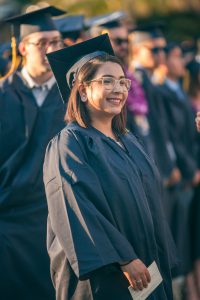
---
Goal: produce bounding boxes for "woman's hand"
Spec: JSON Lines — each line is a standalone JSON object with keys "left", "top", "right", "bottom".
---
{"left": 120, "top": 259, "right": 151, "bottom": 291}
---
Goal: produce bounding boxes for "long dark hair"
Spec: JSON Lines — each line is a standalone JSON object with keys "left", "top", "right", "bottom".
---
{"left": 65, "top": 54, "right": 127, "bottom": 134}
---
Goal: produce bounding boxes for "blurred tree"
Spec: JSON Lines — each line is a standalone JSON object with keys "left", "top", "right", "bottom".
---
{"left": 9, "top": 0, "right": 200, "bottom": 17}
{"left": 1, "top": 0, "right": 199, "bottom": 41}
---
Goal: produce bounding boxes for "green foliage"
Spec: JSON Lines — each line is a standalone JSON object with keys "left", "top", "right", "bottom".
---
{"left": 138, "top": 12, "right": 200, "bottom": 41}
{"left": 14, "top": 0, "right": 199, "bottom": 41}
{"left": 65, "top": 0, "right": 108, "bottom": 16}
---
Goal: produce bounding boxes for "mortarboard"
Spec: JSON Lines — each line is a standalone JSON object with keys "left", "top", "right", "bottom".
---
{"left": 132, "top": 21, "right": 166, "bottom": 38}
{"left": 0, "top": 6, "right": 66, "bottom": 81}
{"left": 85, "top": 11, "right": 126, "bottom": 30}
{"left": 130, "top": 21, "right": 166, "bottom": 44}
{"left": 46, "top": 34, "right": 114, "bottom": 103}
{"left": 4, "top": 6, "right": 66, "bottom": 40}
{"left": 54, "top": 15, "right": 84, "bottom": 40}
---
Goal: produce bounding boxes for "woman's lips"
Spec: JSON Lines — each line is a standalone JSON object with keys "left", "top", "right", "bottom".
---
{"left": 106, "top": 98, "right": 122, "bottom": 105}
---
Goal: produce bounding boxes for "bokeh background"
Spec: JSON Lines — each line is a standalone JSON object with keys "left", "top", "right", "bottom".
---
{"left": 0, "top": 0, "right": 200, "bottom": 42}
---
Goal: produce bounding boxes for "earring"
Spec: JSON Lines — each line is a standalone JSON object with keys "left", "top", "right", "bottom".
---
{"left": 81, "top": 95, "right": 87, "bottom": 102}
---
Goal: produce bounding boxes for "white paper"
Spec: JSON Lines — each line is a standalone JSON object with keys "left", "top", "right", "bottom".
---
{"left": 128, "top": 261, "right": 163, "bottom": 300}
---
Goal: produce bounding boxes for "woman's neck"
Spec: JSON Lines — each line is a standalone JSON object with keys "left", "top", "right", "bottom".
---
{"left": 91, "top": 117, "right": 116, "bottom": 140}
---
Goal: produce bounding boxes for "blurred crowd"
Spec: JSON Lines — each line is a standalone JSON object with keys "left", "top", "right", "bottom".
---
{"left": 0, "top": 6, "right": 200, "bottom": 300}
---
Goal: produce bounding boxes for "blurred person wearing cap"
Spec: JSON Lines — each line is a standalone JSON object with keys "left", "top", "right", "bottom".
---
{"left": 129, "top": 22, "right": 168, "bottom": 84}
{"left": 159, "top": 43, "right": 200, "bottom": 186}
{"left": 0, "top": 6, "right": 67, "bottom": 300}
{"left": 128, "top": 28, "right": 180, "bottom": 189}
{"left": 158, "top": 43, "right": 200, "bottom": 299}
{"left": 44, "top": 33, "right": 177, "bottom": 300}
{"left": 85, "top": 11, "right": 129, "bottom": 66}
{"left": 148, "top": 22, "right": 168, "bottom": 85}
{"left": 54, "top": 14, "right": 86, "bottom": 47}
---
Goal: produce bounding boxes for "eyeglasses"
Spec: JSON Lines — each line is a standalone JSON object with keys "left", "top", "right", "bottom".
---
{"left": 112, "top": 38, "right": 128, "bottom": 46}
{"left": 86, "top": 77, "right": 131, "bottom": 91}
{"left": 27, "top": 39, "right": 64, "bottom": 50}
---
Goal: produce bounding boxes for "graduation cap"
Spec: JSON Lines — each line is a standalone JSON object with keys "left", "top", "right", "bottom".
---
{"left": 54, "top": 15, "right": 84, "bottom": 40}
{"left": 5, "top": 6, "right": 66, "bottom": 40}
{"left": 85, "top": 11, "right": 126, "bottom": 30}
{"left": 0, "top": 6, "right": 66, "bottom": 81}
{"left": 130, "top": 21, "right": 166, "bottom": 44}
{"left": 133, "top": 21, "right": 166, "bottom": 38}
{"left": 46, "top": 34, "right": 114, "bottom": 103}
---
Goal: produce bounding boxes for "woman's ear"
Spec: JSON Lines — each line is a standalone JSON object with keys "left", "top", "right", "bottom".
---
{"left": 78, "top": 83, "right": 88, "bottom": 102}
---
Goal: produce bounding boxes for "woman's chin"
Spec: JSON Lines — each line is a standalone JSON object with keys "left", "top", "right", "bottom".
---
{"left": 106, "top": 108, "right": 122, "bottom": 116}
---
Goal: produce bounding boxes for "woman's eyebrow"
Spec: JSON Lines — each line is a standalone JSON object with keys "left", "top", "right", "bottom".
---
{"left": 101, "top": 75, "right": 126, "bottom": 78}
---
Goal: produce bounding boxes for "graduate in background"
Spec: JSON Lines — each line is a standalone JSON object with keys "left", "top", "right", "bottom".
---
{"left": 159, "top": 43, "right": 199, "bottom": 184}
{"left": 158, "top": 42, "right": 200, "bottom": 299}
{"left": 44, "top": 33, "right": 177, "bottom": 300}
{"left": 54, "top": 14, "right": 85, "bottom": 47}
{"left": 0, "top": 6, "right": 66, "bottom": 300}
{"left": 128, "top": 28, "right": 178, "bottom": 186}
{"left": 147, "top": 22, "right": 168, "bottom": 85}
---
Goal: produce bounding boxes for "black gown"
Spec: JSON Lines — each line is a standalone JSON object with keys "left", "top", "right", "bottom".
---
{"left": 134, "top": 68, "right": 175, "bottom": 181}
{"left": 0, "top": 72, "right": 66, "bottom": 300}
{"left": 158, "top": 82, "right": 198, "bottom": 275}
{"left": 157, "top": 83, "right": 197, "bottom": 180}
{"left": 43, "top": 122, "right": 177, "bottom": 300}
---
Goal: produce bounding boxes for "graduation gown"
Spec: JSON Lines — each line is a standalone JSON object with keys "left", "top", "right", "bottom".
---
{"left": 157, "top": 83, "right": 197, "bottom": 180}
{"left": 134, "top": 68, "right": 174, "bottom": 181}
{"left": 158, "top": 83, "right": 198, "bottom": 275}
{"left": 0, "top": 72, "right": 66, "bottom": 300}
{"left": 44, "top": 122, "right": 177, "bottom": 300}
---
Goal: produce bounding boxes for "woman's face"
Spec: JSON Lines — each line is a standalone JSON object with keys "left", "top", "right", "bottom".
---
{"left": 82, "top": 61, "right": 128, "bottom": 120}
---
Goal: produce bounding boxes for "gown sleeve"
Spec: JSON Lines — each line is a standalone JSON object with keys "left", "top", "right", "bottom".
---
{"left": 43, "top": 129, "right": 138, "bottom": 280}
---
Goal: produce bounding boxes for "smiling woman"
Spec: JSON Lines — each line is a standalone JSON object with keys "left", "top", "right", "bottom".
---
{"left": 43, "top": 34, "right": 177, "bottom": 300}
{"left": 66, "top": 57, "right": 129, "bottom": 138}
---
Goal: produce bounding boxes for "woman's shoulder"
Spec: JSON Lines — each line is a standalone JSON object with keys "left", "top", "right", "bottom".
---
{"left": 48, "top": 123, "right": 88, "bottom": 145}
{"left": 46, "top": 122, "right": 94, "bottom": 162}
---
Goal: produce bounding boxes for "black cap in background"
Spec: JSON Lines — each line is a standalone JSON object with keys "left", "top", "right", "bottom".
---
{"left": 132, "top": 21, "right": 166, "bottom": 38}
{"left": 85, "top": 11, "right": 126, "bottom": 30}
{"left": 54, "top": 15, "right": 84, "bottom": 40}
{"left": 5, "top": 6, "right": 66, "bottom": 39}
